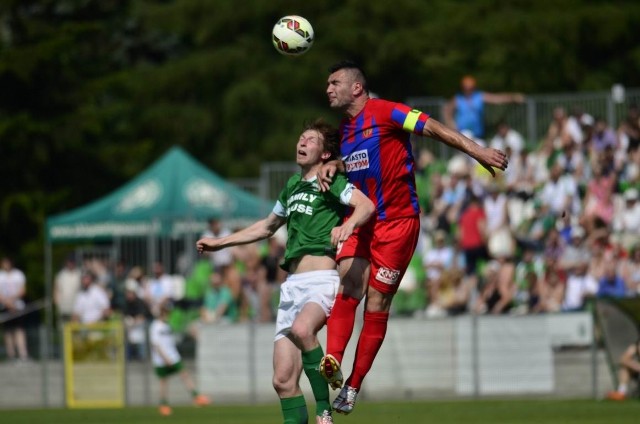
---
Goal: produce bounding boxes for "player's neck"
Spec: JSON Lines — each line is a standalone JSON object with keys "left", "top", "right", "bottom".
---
{"left": 300, "top": 163, "right": 322, "bottom": 181}
{"left": 345, "top": 95, "right": 369, "bottom": 119}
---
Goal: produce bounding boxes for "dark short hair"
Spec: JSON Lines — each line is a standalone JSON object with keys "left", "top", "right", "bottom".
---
{"left": 328, "top": 59, "right": 369, "bottom": 93}
{"left": 81, "top": 270, "right": 96, "bottom": 281}
{"left": 303, "top": 118, "right": 341, "bottom": 162}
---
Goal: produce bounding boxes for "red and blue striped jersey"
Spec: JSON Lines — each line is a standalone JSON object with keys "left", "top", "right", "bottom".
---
{"left": 340, "top": 98, "right": 429, "bottom": 221}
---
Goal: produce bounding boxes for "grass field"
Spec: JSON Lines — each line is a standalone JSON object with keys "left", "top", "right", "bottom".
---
{"left": 2, "top": 399, "right": 639, "bottom": 424}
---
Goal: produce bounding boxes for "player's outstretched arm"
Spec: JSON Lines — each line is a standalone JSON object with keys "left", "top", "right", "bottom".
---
{"left": 330, "top": 188, "right": 375, "bottom": 246}
{"left": 422, "top": 118, "right": 508, "bottom": 177}
{"left": 483, "top": 92, "right": 526, "bottom": 104}
{"left": 196, "top": 213, "right": 285, "bottom": 254}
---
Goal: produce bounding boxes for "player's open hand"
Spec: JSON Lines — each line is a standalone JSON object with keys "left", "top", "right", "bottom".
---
{"left": 331, "top": 223, "right": 355, "bottom": 247}
{"left": 196, "top": 237, "right": 221, "bottom": 254}
{"left": 477, "top": 147, "right": 508, "bottom": 177}
{"left": 317, "top": 162, "right": 338, "bottom": 192}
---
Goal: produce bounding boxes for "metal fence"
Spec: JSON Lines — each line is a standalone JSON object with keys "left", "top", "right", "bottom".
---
{"left": 0, "top": 310, "right": 619, "bottom": 409}
{"left": 247, "top": 87, "right": 640, "bottom": 191}
{"left": 408, "top": 86, "right": 640, "bottom": 159}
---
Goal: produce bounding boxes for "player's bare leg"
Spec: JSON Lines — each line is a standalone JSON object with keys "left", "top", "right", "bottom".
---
{"left": 273, "top": 336, "right": 308, "bottom": 423}
{"left": 4, "top": 331, "right": 16, "bottom": 360}
{"left": 14, "top": 328, "right": 29, "bottom": 360}
{"left": 288, "top": 303, "right": 334, "bottom": 423}
{"left": 273, "top": 337, "right": 304, "bottom": 398}
{"left": 273, "top": 301, "right": 335, "bottom": 423}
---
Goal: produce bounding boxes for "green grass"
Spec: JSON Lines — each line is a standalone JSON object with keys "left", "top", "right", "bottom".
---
{"left": 3, "top": 399, "right": 639, "bottom": 424}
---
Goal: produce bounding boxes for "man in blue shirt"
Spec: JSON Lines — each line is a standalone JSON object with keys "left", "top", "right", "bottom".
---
{"left": 444, "top": 75, "right": 525, "bottom": 139}
{"left": 596, "top": 263, "right": 627, "bottom": 298}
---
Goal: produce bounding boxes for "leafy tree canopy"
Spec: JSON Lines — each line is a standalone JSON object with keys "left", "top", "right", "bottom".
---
{"left": 1, "top": 0, "right": 639, "bottom": 294}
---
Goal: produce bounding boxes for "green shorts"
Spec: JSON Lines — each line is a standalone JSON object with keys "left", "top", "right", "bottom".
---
{"left": 154, "top": 361, "right": 183, "bottom": 378}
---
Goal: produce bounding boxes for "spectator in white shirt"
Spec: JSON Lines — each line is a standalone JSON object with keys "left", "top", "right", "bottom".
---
{"left": 562, "top": 256, "right": 598, "bottom": 311}
{"left": 200, "top": 218, "right": 233, "bottom": 271}
{"left": 0, "top": 257, "right": 29, "bottom": 360}
{"left": 422, "top": 230, "right": 455, "bottom": 284}
{"left": 613, "top": 189, "right": 640, "bottom": 251}
{"left": 490, "top": 121, "right": 525, "bottom": 156}
{"left": 72, "top": 271, "right": 111, "bottom": 324}
{"left": 54, "top": 256, "right": 81, "bottom": 323}
{"left": 483, "top": 183, "right": 509, "bottom": 233}
{"left": 144, "top": 262, "right": 175, "bottom": 317}
{"left": 539, "top": 162, "right": 581, "bottom": 217}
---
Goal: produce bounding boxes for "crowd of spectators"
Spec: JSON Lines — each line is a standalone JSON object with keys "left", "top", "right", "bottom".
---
{"left": 51, "top": 218, "right": 288, "bottom": 358}
{"left": 48, "top": 104, "right": 640, "bottom": 357}
{"left": 405, "top": 104, "right": 640, "bottom": 318}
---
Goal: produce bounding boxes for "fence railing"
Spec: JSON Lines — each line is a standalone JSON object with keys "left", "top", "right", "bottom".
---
{"left": 0, "top": 311, "right": 616, "bottom": 409}
{"left": 407, "top": 86, "right": 640, "bottom": 159}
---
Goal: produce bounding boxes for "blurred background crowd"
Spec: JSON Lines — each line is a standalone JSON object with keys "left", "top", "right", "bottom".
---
{"left": 17, "top": 102, "right": 633, "bottom": 361}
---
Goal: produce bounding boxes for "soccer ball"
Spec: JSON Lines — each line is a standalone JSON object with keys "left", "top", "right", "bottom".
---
{"left": 272, "top": 15, "right": 314, "bottom": 56}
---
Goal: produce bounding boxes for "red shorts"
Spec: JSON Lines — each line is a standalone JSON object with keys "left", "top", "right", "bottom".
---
{"left": 336, "top": 216, "right": 420, "bottom": 294}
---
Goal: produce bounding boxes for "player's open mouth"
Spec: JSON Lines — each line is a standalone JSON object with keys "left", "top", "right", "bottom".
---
{"left": 298, "top": 150, "right": 307, "bottom": 156}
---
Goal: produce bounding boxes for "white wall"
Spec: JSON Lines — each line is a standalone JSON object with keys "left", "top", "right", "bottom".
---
{"left": 197, "top": 313, "right": 593, "bottom": 402}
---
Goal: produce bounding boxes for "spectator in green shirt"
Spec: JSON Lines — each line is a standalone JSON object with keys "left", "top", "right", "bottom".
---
{"left": 201, "top": 271, "right": 239, "bottom": 324}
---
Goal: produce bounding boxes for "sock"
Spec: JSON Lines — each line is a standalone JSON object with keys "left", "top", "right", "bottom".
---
{"left": 618, "top": 384, "right": 628, "bottom": 394}
{"left": 191, "top": 390, "right": 199, "bottom": 397}
{"left": 160, "top": 399, "right": 168, "bottom": 406}
{"left": 302, "top": 345, "right": 331, "bottom": 416}
{"left": 280, "top": 395, "right": 308, "bottom": 424}
{"left": 347, "top": 311, "right": 389, "bottom": 390}
{"left": 326, "top": 294, "right": 360, "bottom": 364}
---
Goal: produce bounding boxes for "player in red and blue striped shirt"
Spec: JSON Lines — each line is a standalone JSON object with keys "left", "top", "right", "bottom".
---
{"left": 319, "top": 60, "right": 508, "bottom": 415}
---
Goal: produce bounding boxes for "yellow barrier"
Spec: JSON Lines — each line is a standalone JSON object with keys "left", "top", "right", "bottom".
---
{"left": 63, "top": 321, "right": 125, "bottom": 408}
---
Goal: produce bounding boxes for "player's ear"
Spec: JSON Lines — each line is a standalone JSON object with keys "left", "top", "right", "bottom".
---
{"left": 353, "top": 81, "right": 363, "bottom": 96}
{"left": 321, "top": 151, "right": 332, "bottom": 161}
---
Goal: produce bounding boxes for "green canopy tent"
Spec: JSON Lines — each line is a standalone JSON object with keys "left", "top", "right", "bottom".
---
{"left": 43, "top": 146, "right": 271, "bottom": 342}
{"left": 47, "top": 146, "right": 269, "bottom": 241}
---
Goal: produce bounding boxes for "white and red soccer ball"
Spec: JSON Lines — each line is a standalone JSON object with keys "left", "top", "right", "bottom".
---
{"left": 272, "top": 15, "right": 314, "bottom": 56}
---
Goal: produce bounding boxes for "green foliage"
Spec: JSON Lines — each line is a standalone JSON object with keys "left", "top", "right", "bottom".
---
{"left": 1, "top": 0, "right": 640, "bottom": 296}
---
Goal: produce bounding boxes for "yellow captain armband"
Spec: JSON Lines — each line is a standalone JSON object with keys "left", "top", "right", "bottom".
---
{"left": 402, "top": 109, "right": 422, "bottom": 132}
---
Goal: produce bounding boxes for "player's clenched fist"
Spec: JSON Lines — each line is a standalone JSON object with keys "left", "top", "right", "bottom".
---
{"left": 196, "top": 238, "right": 222, "bottom": 254}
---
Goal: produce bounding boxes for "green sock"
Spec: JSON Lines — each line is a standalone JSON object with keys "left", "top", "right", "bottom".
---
{"left": 191, "top": 390, "right": 199, "bottom": 397}
{"left": 302, "top": 345, "right": 331, "bottom": 416}
{"left": 280, "top": 395, "right": 308, "bottom": 424}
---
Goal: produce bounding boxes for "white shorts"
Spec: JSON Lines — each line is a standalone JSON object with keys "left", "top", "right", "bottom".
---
{"left": 274, "top": 270, "right": 339, "bottom": 341}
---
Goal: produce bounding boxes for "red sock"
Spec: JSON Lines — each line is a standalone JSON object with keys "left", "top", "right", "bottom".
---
{"left": 326, "top": 294, "right": 360, "bottom": 364}
{"left": 347, "top": 311, "right": 389, "bottom": 390}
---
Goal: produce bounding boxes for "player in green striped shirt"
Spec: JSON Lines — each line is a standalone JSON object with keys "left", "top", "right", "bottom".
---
{"left": 196, "top": 119, "right": 374, "bottom": 424}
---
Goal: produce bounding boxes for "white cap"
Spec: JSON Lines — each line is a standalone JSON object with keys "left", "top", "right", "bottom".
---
{"left": 580, "top": 113, "right": 595, "bottom": 127}
{"left": 447, "top": 155, "right": 468, "bottom": 175}
{"left": 125, "top": 279, "right": 138, "bottom": 292}
{"left": 624, "top": 188, "right": 638, "bottom": 201}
